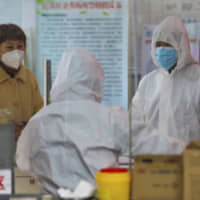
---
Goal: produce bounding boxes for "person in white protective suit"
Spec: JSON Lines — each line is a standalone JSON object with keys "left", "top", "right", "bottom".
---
{"left": 131, "top": 16, "right": 200, "bottom": 155}
{"left": 16, "top": 47, "right": 129, "bottom": 195}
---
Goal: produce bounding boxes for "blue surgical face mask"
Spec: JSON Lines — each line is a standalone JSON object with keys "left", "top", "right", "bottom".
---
{"left": 155, "top": 47, "right": 177, "bottom": 70}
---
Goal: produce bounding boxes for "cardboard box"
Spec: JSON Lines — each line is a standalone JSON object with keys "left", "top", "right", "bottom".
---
{"left": 184, "top": 140, "right": 200, "bottom": 200}
{"left": 132, "top": 155, "right": 182, "bottom": 200}
{"left": 15, "top": 168, "right": 40, "bottom": 194}
{"left": 15, "top": 176, "right": 40, "bottom": 194}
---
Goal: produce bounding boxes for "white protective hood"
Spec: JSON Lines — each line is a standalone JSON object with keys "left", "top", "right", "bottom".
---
{"left": 50, "top": 46, "right": 104, "bottom": 103}
{"left": 131, "top": 16, "right": 200, "bottom": 155}
{"left": 16, "top": 47, "right": 129, "bottom": 195}
{"left": 151, "top": 16, "right": 196, "bottom": 71}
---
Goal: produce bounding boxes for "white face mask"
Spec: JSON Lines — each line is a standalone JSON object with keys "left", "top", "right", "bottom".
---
{"left": 1, "top": 50, "right": 24, "bottom": 70}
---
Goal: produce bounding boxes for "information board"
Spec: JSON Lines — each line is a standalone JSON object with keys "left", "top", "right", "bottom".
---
{"left": 36, "top": 0, "right": 128, "bottom": 110}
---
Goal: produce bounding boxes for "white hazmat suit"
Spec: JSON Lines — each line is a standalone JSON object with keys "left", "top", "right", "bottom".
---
{"left": 16, "top": 47, "right": 129, "bottom": 194}
{"left": 131, "top": 16, "right": 200, "bottom": 155}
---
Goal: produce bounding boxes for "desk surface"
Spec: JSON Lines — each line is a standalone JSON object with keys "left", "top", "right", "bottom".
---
{"left": 0, "top": 195, "right": 96, "bottom": 200}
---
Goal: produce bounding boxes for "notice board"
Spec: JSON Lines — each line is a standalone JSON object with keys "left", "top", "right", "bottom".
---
{"left": 36, "top": 0, "right": 128, "bottom": 110}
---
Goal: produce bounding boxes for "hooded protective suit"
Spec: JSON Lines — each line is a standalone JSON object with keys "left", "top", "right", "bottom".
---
{"left": 16, "top": 47, "right": 129, "bottom": 194}
{"left": 131, "top": 16, "right": 200, "bottom": 155}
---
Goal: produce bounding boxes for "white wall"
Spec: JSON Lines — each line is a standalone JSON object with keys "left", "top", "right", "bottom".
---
{"left": 135, "top": 0, "right": 200, "bottom": 38}
{"left": 0, "top": 0, "right": 22, "bottom": 26}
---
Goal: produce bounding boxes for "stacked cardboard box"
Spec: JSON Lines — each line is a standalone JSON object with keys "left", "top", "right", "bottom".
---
{"left": 183, "top": 140, "right": 200, "bottom": 200}
{"left": 132, "top": 140, "right": 200, "bottom": 200}
{"left": 133, "top": 155, "right": 182, "bottom": 200}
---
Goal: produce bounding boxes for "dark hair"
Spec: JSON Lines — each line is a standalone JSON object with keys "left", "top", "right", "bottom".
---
{"left": 0, "top": 24, "right": 26, "bottom": 46}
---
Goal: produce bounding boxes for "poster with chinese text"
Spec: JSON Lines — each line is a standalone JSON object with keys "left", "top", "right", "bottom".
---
{"left": 36, "top": 0, "right": 128, "bottom": 110}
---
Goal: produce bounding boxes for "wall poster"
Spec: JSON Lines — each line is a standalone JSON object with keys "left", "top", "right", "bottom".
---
{"left": 36, "top": 0, "right": 128, "bottom": 110}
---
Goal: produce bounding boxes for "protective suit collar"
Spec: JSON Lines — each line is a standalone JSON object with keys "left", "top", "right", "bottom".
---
{"left": 50, "top": 47, "right": 104, "bottom": 103}
{"left": 151, "top": 16, "right": 197, "bottom": 72}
